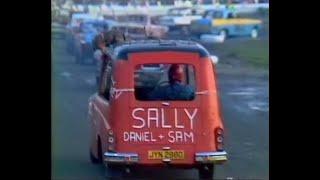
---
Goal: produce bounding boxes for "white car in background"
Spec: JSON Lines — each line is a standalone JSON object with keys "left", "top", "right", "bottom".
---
{"left": 69, "top": 13, "right": 103, "bottom": 28}
{"left": 159, "top": 7, "right": 204, "bottom": 32}
{"left": 117, "top": 14, "right": 169, "bottom": 39}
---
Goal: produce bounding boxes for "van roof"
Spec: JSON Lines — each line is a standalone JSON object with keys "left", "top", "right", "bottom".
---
{"left": 113, "top": 40, "right": 210, "bottom": 60}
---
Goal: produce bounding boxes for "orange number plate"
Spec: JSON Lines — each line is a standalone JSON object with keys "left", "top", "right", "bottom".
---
{"left": 148, "top": 150, "right": 185, "bottom": 160}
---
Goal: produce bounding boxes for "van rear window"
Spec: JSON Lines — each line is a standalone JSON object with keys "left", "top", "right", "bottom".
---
{"left": 134, "top": 64, "right": 196, "bottom": 101}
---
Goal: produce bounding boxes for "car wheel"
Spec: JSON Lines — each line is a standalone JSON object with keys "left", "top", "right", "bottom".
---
{"left": 90, "top": 150, "right": 101, "bottom": 164}
{"left": 91, "top": 138, "right": 103, "bottom": 164}
{"left": 219, "top": 29, "right": 227, "bottom": 42}
{"left": 251, "top": 28, "right": 258, "bottom": 39}
{"left": 198, "top": 164, "right": 214, "bottom": 180}
{"left": 90, "top": 136, "right": 103, "bottom": 163}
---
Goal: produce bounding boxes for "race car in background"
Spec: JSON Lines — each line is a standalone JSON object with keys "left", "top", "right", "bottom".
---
{"left": 114, "top": 22, "right": 147, "bottom": 40}
{"left": 159, "top": 7, "right": 204, "bottom": 33}
{"left": 189, "top": 9, "right": 262, "bottom": 42}
{"left": 117, "top": 14, "right": 169, "bottom": 39}
{"left": 65, "top": 13, "right": 100, "bottom": 55}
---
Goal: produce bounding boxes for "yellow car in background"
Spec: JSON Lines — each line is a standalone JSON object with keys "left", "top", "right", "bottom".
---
{"left": 190, "top": 9, "right": 262, "bottom": 41}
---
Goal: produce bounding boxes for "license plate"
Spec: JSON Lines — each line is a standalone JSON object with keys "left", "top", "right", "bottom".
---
{"left": 148, "top": 150, "right": 185, "bottom": 160}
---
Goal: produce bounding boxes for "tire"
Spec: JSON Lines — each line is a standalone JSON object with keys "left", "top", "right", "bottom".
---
{"left": 90, "top": 138, "right": 103, "bottom": 164}
{"left": 198, "top": 164, "right": 214, "bottom": 180}
{"left": 90, "top": 150, "right": 101, "bottom": 164}
{"left": 251, "top": 28, "right": 258, "bottom": 39}
{"left": 219, "top": 29, "right": 227, "bottom": 42}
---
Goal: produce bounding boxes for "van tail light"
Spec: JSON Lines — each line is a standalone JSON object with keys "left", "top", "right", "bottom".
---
{"left": 215, "top": 128, "right": 224, "bottom": 151}
{"left": 107, "top": 129, "right": 116, "bottom": 152}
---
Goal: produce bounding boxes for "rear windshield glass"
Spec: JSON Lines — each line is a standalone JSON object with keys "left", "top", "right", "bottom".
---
{"left": 134, "top": 64, "right": 196, "bottom": 101}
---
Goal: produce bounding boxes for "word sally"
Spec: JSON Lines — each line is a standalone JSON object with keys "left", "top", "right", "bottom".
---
{"left": 131, "top": 108, "right": 198, "bottom": 129}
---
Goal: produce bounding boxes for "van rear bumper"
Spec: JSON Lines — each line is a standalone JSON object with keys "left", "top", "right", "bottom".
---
{"left": 104, "top": 151, "right": 227, "bottom": 165}
{"left": 195, "top": 151, "right": 228, "bottom": 164}
{"left": 104, "top": 152, "right": 139, "bottom": 164}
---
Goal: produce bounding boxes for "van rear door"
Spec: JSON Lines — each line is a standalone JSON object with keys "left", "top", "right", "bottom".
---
{"left": 120, "top": 52, "right": 202, "bottom": 165}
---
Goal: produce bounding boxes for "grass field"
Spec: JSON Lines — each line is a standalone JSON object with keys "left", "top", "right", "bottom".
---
{"left": 213, "top": 11, "right": 269, "bottom": 69}
{"left": 213, "top": 38, "right": 269, "bottom": 69}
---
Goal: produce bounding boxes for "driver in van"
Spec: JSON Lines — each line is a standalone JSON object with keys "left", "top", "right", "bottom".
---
{"left": 147, "top": 64, "right": 195, "bottom": 100}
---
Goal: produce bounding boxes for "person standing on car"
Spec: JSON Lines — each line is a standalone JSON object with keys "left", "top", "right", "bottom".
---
{"left": 93, "top": 28, "right": 126, "bottom": 93}
{"left": 99, "top": 28, "right": 127, "bottom": 95}
{"left": 93, "top": 32, "right": 107, "bottom": 86}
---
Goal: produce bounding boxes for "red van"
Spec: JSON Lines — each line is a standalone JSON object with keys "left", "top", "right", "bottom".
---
{"left": 88, "top": 40, "right": 227, "bottom": 179}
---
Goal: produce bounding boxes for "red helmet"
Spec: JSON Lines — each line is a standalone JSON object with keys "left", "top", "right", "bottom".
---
{"left": 168, "top": 64, "right": 184, "bottom": 83}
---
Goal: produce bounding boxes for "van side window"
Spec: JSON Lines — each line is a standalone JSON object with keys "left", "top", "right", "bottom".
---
{"left": 134, "top": 64, "right": 196, "bottom": 101}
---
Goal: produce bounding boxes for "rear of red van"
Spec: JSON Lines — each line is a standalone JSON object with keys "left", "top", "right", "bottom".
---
{"left": 104, "top": 51, "right": 227, "bottom": 168}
